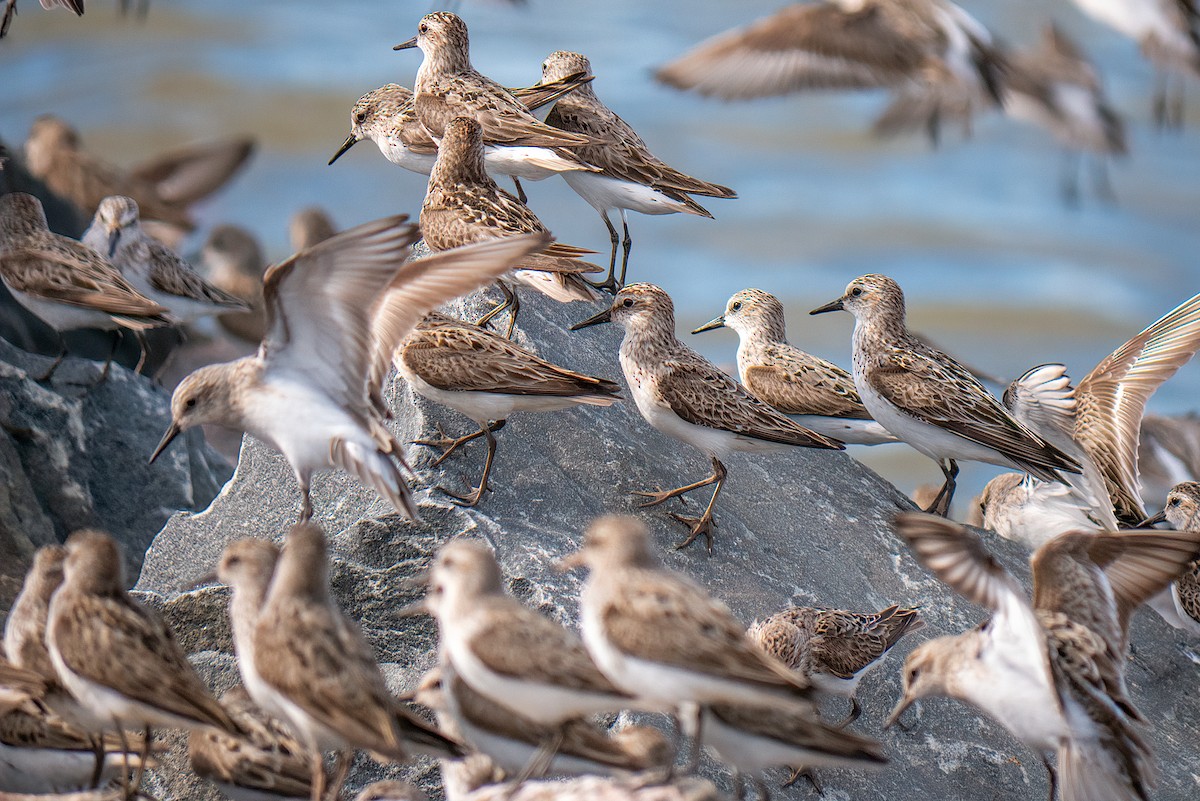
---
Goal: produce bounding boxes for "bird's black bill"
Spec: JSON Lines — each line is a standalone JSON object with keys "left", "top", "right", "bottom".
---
{"left": 1137, "top": 510, "right": 1168, "bottom": 527}
{"left": 393, "top": 37, "right": 418, "bottom": 51}
{"left": 328, "top": 135, "right": 359, "bottom": 166}
{"left": 810, "top": 297, "right": 845, "bottom": 315}
{"left": 148, "top": 422, "right": 181, "bottom": 464}
{"left": 107, "top": 230, "right": 120, "bottom": 259}
{"left": 569, "top": 307, "right": 612, "bottom": 331}
{"left": 691, "top": 316, "right": 725, "bottom": 334}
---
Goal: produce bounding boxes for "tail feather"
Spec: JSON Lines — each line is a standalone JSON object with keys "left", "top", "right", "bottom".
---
{"left": 517, "top": 252, "right": 603, "bottom": 276}
{"left": 330, "top": 439, "right": 417, "bottom": 520}
{"left": 512, "top": 269, "right": 601, "bottom": 302}
{"left": 1059, "top": 738, "right": 1153, "bottom": 801}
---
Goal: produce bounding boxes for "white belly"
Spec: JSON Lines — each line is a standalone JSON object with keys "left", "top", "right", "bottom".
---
{"left": 790, "top": 414, "right": 897, "bottom": 445}
{"left": 696, "top": 707, "right": 871, "bottom": 775}
{"left": 964, "top": 636, "right": 1068, "bottom": 751}
{"left": 371, "top": 133, "right": 438, "bottom": 175}
{"left": 985, "top": 478, "right": 1097, "bottom": 550}
{"left": 48, "top": 644, "right": 198, "bottom": 731}
{"left": 6, "top": 286, "right": 119, "bottom": 332}
{"left": 242, "top": 378, "right": 367, "bottom": 479}
{"left": 562, "top": 171, "right": 692, "bottom": 216}
{"left": 483, "top": 146, "right": 588, "bottom": 181}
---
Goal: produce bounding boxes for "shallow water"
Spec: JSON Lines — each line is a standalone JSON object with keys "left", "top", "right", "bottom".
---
{"left": 4, "top": 0, "right": 1200, "bottom": 507}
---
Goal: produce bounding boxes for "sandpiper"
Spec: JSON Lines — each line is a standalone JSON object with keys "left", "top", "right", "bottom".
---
{"left": 329, "top": 81, "right": 597, "bottom": 200}
{"left": 1, "top": 0, "right": 81, "bottom": 38}
{"left": 249, "top": 523, "right": 464, "bottom": 801}
{"left": 1138, "top": 482, "right": 1200, "bottom": 636}
{"left": 400, "top": 314, "right": 620, "bottom": 506}
{"left": 1067, "top": 0, "right": 1200, "bottom": 127}
{"left": 150, "top": 215, "right": 547, "bottom": 521}
{"left": 655, "top": 0, "right": 1001, "bottom": 143}
{"left": 890, "top": 512, "right": 1200, "bottom": 801}
{"left": 82, "top": 196, "right": 250, "bottom": 325}
{"left": 810, "top": 274, "right": 1080, "bottom": 517}
{"left": 572, "top": 285, "right": 843, "bottom": 551}
{"left": 556, "top": 516, "right": 820, "bottom": 718}
{"left": 540, "top": 50, "right": 736, "bottom": 292}
{"left": 421, "top": 116, "right": 601, "bottom": 338}
{"left": 694, "top": 288, "right": 896, "bottom": 445}
{"left": 0, "top": 192, "right": 171, "bottom": 380}
{"left": 208, "top": 538, "right": 281, "bottom": 708}
{"left": 749, "top": 603, "right": 923, "bottom": 725}
{"left": 394, "top": 13, "right": 593, "bottom": 152}
{"left": 4, "top": 545, "right": 67, "bottom": 683}
{"left": 288, "top": 206, "right": 337, "bottom": 251}
{"left": 414, "top": 664, "right": 670, "bottom": 783}
{"left": 1001, "top": 24, "right": 1127, "bottom": 203}
{"left": 22, "top": 114, "right": 254, "bottom": 233}
{"left": 200, "top": 224, "right": 268, "bottom": 344}
{"left": 0, "top": 698, "right": 148, "bottom": 795}
{"left": 983, "top": 290, "right": 1200, "bottom": 544}
{"left": 188, "top": 685, "right": 315, "bottom": 801}
{"left": 44, "top": 529, "right": 240, "bottom": 797}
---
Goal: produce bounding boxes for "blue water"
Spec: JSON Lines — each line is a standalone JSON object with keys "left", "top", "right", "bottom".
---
{"left": 3, "top": 0, "right": 1199, "bottom": 504}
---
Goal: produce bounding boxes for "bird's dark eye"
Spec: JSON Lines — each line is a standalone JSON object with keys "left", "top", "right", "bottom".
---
{"left": 185, "top": 398, "right": 197, "bottom": 409}
{"left": 354, "top": 110, "right": 366, "bottom": 124}
{"left": 621, "top": 298, "right": 634, "bottom": 308}
{"left": 419, "top": 22, "right": 428, "bottom": 32}
{"left": 731, "top": 301, "right": 742, "bottom": 312}
{"left": 850, "top": 287, "right": 863, "bottom": 297}
{"left": 1170, "top": 497, "right": 1181, "bottom": 507}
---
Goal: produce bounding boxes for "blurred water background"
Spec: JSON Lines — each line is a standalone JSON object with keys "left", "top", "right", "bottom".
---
{"left": 3, "top": 0, "right": 1200, "bottom": 509}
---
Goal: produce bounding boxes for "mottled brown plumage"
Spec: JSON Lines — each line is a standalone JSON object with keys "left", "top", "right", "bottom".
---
{"left": 4, "top": 545, "right": 66, "bottom": 682}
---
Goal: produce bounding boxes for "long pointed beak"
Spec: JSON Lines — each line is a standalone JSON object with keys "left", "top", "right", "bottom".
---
{"left": 883, "top": 694, "right": 915, "bottom": 730}
{"left": 1137, "top": 510, "right": 1168, "bottom": 527}
{"left": 106, "top": 229, "right": 120, "bottom": 259}
{"left": 553, "top": 552, "right": 585, "bottom": 572}
{"left": 328, "top": 134, "right": 359, "bottom": 166}
{"left": 148, "top": 422, "right": 181, "bottom": 464}
{"left": 691, "top": 315, "right": 725, "bottom": 335}
{"left": 810, "top": 297, "right": 845, "bottom": 315}
{"left": 569, "top": 307, "right": 612, "bottom": 331}
{"left": 393, "top": 36, "right": 418, "bottom": 51}
{"left": 184, "top": 571, "right": 219, "bottom": 592}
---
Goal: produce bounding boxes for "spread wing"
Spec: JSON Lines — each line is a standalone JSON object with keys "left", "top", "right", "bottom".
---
{"left": 128, "top": 136, "right": 255, "bottom": 206}
{"left": 367, "top": 234, "right": 551, "bottom": 406}
{"left": 655, "top": 3, "right": 930, "bottom": 100}
{"left": 659, "top": 358, "right": 843, "bottom": 449}
{"left": 1075, "top": 292, "right": 1200, "bottom": 524}
{"left": 260, "top": 215, "right": 420, "bottom": 414}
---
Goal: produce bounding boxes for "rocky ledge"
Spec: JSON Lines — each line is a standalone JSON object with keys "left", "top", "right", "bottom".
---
{"left": 135, "top": 289, "right": 1200, "bottom": 800}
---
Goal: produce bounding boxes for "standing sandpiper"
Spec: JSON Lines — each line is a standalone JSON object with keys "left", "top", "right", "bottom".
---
{"left": 540, "top": 50, "right": 736, "bottom": 292}
{"left": 811, "top": 274, "right": 1080, "bottom": 516}
{"left": 573, "top": 284, "right": 842, "bottom": 551}
{"left": 694, "top": 288, "right": 896, "bottom": 445}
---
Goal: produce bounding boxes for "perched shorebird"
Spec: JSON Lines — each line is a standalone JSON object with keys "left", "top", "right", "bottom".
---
{"left": 749, "top": 603, "right": 923, "bottom": 725}
{"left": 329, "top": 78, "right": 598, "bottom": 201}
{"left": 188, "top": 685, "right": 315, "bottom": 801}
{"left": 82, "top": 196, "right": 249, "bottom": 325}
{"left": 288, "top": 206, "right": 337, "bottom": 252}
{"left": 1001, "top": 24, "right": 1127, "bottom": 204}
{"left": 982, "top": 290, "right": 1200, "bottom": 545}
{"left": 572, "top": 285, "right": 843, "bottom": 551}
{"left": 890, "top": 512, "right": 1200, "bottom": 801}
{"left": 207, "top": 538, "right": 281, "bottom": 707}
{"left": 0, "top": 192, "right": 170, "bottom": 380}
{"left": 655, "top": 0, "right": 1001, "bottom": 143}
{"left": 539, "top": 51, "right": 736, "bottom": 292}
{"left": 1138, "top": 482, "right": 1200, "bottom": 636}
{"left": 0, "top": 698, "right": 149, "bottom": 795}
{"left": 247, "top": 523, "right": 464, "bottom": 801}
{"left": 688, "top": 701, "right": 886, "bottom": 800}
{"left": 200, "top": 224, "right": 268, "bottom": 344}
{"left": 1, "top": 0, "right": 81, "bottom": 38}
{"left": 394, "top": 13, "right": 593, "bottom": 152}
{"left": 413, "top": 664, "right": 670, "bottom": 781}
{"left": 4, "top": 545, "right": 67, "bottom": 683}
{"left": 421, "top": 116, "right": 601, "bottom": 338}
{"left": 22, "top": 115, "right": 254, "bottom": 234}
{"left": 810, "top": 274, "right": 1080, "bottom": 517}
{"left": 694, "top": 288, "right": 896, "bottom": 445}
{"left": 1067, "top": 0, "right": 1200, "bottom": 127}
{"left": 556, "top": 516, "right": 821, "bottom": 725}
{"left": 150, "top": 214, "right": 548, "bottom": 521}
{"left": 44, "top": 530, "right": 239, "bottom": 797}
{"left": 400, "top": 314, "right": 620, "bottom": 506}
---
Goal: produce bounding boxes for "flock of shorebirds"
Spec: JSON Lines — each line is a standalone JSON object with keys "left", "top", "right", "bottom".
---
{"left": 2, "top": 3, "right": 1200, "bottom": 801}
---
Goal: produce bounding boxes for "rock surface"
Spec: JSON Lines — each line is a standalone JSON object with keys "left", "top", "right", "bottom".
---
{"left": 0, "top": 339, "right": 231, "bottom": 607}
{"left": 136, "top": 289, "right": 1200, "bottom": 801}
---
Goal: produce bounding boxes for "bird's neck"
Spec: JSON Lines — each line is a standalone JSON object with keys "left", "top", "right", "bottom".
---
{"left": 416, "top": 46, "right": 472, "bottom": 88}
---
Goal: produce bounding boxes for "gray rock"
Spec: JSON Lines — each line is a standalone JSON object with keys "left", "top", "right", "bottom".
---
{"left": 136, "top": 289, "right": 1200, "bottom": 801}
{"left": 0, "top": 338, "right": 231, "bottom": 607}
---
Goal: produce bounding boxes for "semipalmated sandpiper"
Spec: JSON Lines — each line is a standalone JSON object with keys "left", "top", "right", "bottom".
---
{"left": 401, "top": 314, "right": 620, "bottom": 506}
{"left": 1138, "top": 482, "right": 1200, "bottom": 636}
{"left": 890, "top": 512, "right": 1200, "bottom": 801}
{"left": 694, "top": 288, "right": 896, "bottom": 445}
{"left": 540, "top": 51, "right": 735, "bottom": 292}
{"left": 200, "top": 224, "right": 268, "bottom": 344}
{"left": 811, "top": 274, "right": 1080, "bottom": 517}
{"left": 573, "top": 285, "right": 842, "bottom": 551}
